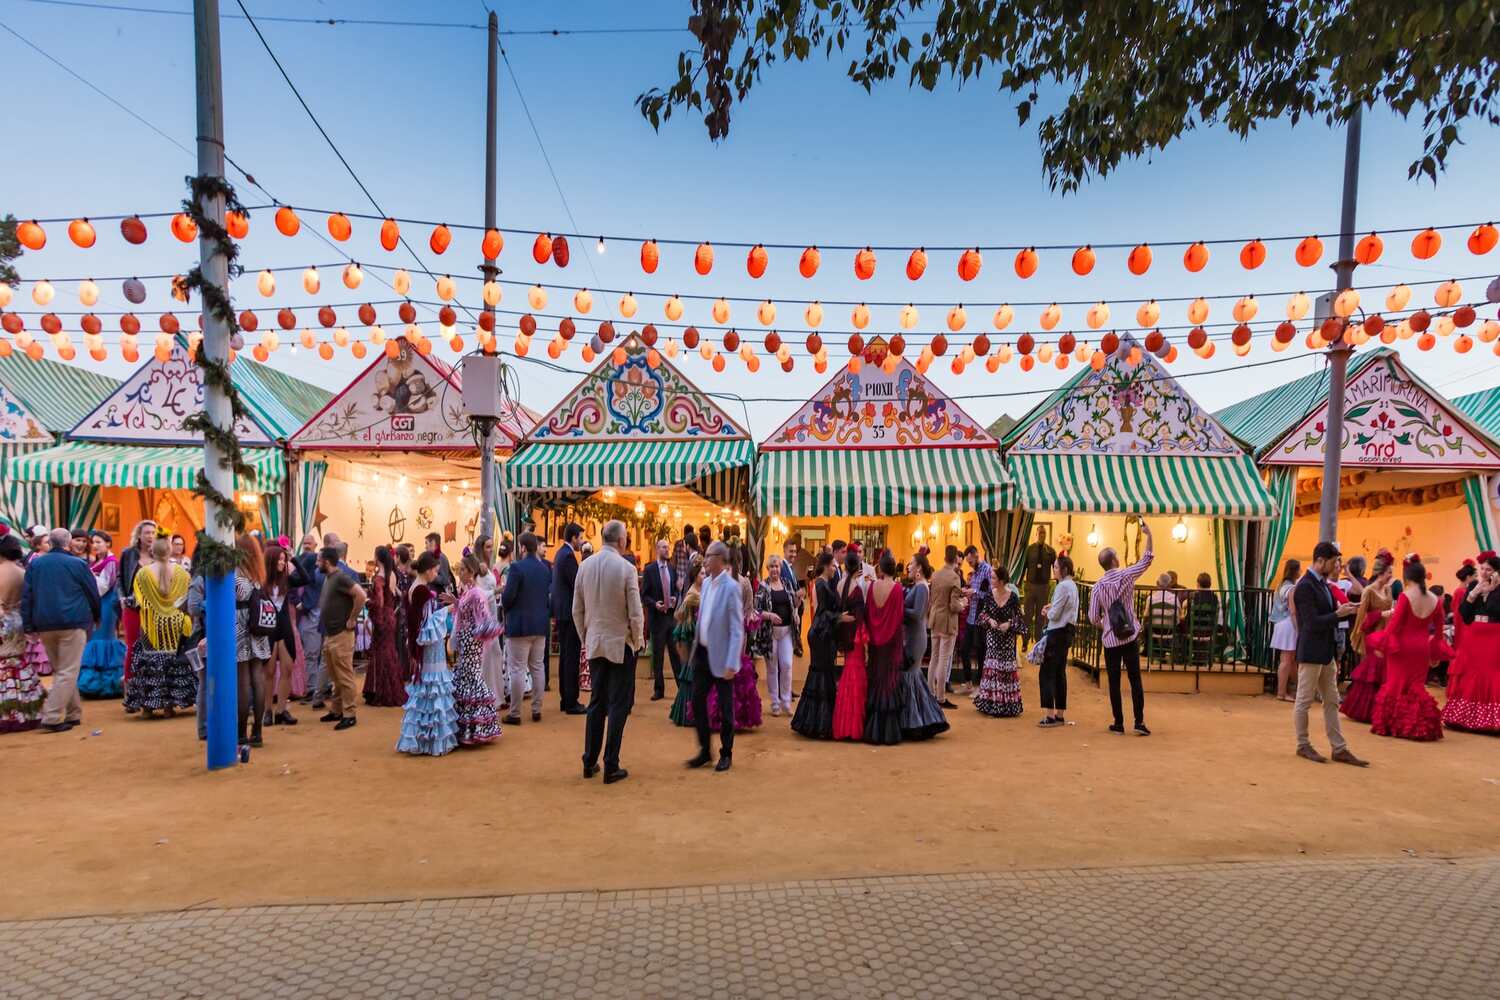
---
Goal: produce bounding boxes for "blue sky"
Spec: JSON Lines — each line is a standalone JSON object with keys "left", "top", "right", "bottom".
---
{"left": 5, "top": 0, "right": 1500, "bottom": 437}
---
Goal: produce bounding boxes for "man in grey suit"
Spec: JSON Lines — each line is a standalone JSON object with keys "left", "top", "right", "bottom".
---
{"left": 573, "top": 520, "right": 644, "bottom": 784}
{"left": 686, "top": 541, "right": 745, "bottom": 773}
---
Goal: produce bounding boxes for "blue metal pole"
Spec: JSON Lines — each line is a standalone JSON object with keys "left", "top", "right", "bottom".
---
{"left": 204, "top": 571, "right": 238, "bottom": 768}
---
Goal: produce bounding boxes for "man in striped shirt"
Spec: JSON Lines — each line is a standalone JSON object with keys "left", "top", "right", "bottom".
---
{"left": 1087, "top": 520, "right": 1154, "bottom": 736}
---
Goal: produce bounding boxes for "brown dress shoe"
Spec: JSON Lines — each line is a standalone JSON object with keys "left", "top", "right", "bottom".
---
{"left": 1331, "top": 747, "right": 1369, "bottom": 767}
{"left": 1296, "top": 745, "right": 1328, "bottom": 763}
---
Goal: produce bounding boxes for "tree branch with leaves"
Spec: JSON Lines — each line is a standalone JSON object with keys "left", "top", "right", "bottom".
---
{"left": 638, "top": 0, "right": 1499, "bottom": 192}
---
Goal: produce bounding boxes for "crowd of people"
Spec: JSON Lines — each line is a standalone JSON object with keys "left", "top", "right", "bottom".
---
{"left": 3, "top": 505, "right": 1497, "bottom": 780}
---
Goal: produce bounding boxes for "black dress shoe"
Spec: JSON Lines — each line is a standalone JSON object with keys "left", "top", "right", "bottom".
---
{"left": 564, "top": 706, "right": 587, "bottom": 716}
{"left": 939, "top": 699, "right": 958, "bottom": 709}
{"left": 319, "top": 712, "right": 342, "bottom": 723}
{"left": 714, "top": 754, "right": 733, "bottom": 773}
{"left": 334, "top": 716, "right": 357, "bottom": 731}
{"left": 582, "top": 761, "right": 599, "bottom": 779}
{"left": 602, "top": 768, "right": 629, "bottom": 785}
{"left": 685, "top": 750, "right": 712, "bottom": 769}
{"left": 40, "top": 722, "right": 72, "bottom": 733}
{"left": 275, "top": 711, "right": 298, "bottom": 726}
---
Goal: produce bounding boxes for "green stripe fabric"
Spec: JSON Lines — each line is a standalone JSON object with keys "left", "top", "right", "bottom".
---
{"left": 1006, "top": 453, "right": 1276, "bottom": 518}
{"left": 10, "top": 441, "right": 285, "bottom": 491}
{"left": 1215, "top": 351, "right": 1388, "bottom": 456}
{"left": 1456, "top": 386, "right": 1500, "bottom": 441}
{"left": 0, "top": 354, "right": 119, "bottom": 433}
{"left": 67, "top": 485, "right": 102, "bottom": 531}
{"left": 1214, "top": 519, "right": 1248, "bottom": 655}
{"left": 507, "top": 439, "right": 754, "bottom": 508}
{"left": 754, "top": 447, "right": 1014, "bottom": 517}
{"left": 1463, "top": 474, "right": 1498, "bottom": 552}
{"left": 296, "top": 459, "right": 328, "bottom": 540}
{"left": 1257, "top": 466, "right": 1298, "bottom": 587}
{"left": 0, "top": 443, "right": 56, "bottom": 531}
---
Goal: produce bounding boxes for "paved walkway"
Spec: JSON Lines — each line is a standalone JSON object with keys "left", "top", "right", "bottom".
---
{"left": 4, "top": 856, "right": 1496, "bottom": 999}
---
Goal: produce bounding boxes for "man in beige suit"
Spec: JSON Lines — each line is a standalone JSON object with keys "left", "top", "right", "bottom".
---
{"left": 926, "top": 544, "right": 967, "bottom": 707}
{"left": 573, "top": 520, "right": 645, "bottom": 785}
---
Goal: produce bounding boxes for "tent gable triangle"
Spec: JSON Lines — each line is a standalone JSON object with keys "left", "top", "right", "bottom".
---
{"left": 761, "top": 337, "right": 996, "bottom": 450}
{"left": 0, "top": 381, "right": 55, "bottom": 446}
{"left": 524, "top": 333, "right": 750, "bottom": 444}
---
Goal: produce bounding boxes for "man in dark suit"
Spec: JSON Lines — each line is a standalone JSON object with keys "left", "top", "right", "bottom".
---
{"left": 500, "top": 531, "right": 552, "bottom": 724}
{"left": 1292, "top": 541, "right": 1367, "bottom": 766}
{"left": 552, "top": 523, "right": 586, "bottom": 715}
{"left": 640, "top": 538, "right": 682, "bottom": 701}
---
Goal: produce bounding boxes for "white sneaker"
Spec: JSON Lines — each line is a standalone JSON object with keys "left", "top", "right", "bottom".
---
{"left": 770, "top": 706, "right": 781, "bottom": 717}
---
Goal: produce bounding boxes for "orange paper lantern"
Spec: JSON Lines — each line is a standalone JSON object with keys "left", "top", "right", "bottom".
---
{"left": 957, "top": 247, "right": 981, "bottom": 282}
{"left": 854, "top": 247, "right": 876, "bottom": 281}
{"left": 170, "top": 213, "right": 197, "bottom": 243}
{"left": 274, "top": 206, "right": 300, "bottom": 237}
{"left": 225, "top": 210, "right": 249, "bottom": 239}
{"left": 1354, "top": 232, "right": 1383, "bottom": 265}
{"left": 429, "top": 224, "right": 452, "bottom": 255}
{"left": 747, "top": 244, "right": 768, "bottom": 278}
{"left": 380, "top": 217, "right": 400, "bottom": 251}
{"left": 68, "top": 218, "right": 97, "bottom": 249}
{"left": 1014, "top": 247, "right": 1038, "bottom": 279}
{"left": 1127, "top": 244, "right": 1152, "bottom": 276}
{"left": 1183, "top": 241, "right": 1209, "bottom": 272}
{"left": 1239, "top": 239, "right": 1267, "bottom": 270}
{"left": 798, "top": 246, "right": 820, "bottom": 278}
{"left": 694, "top": 242, "right": 714, "bottom": 275}
{"left": 327, "top": 212, "right": 352, "bottom": 241}
{"left": 1071, "top": 246, "right": 1095, "bottom": 276}
{"left": 907, "top": 248, "right": 928, "bottom": 281}
{"left": 1410, "top": 227, "right": 1441, "bottom": 260}
{"left": 1467, "top": 223, "right": 1498, "bottom": 255}
{"left": 532, "top": 232, "right": 553, "bottom": 264}
{"left": 482, "top": 228, "right": 504, "bottom": 260}
{"left": 1295, "top": 235, "right": 1323, "bottom": 267}
{"left": 17, "top": 220, "right": 46, "bottom": 251}
{"left": 641, "top": 240, "right": 660, "bottom": 274}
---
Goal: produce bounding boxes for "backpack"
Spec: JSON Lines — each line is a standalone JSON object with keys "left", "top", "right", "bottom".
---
{"left": 247, "top": 587, "right": 279, "bottom": 638}
{"left": 1108, "top": 595, "right": 1136, "bottom": 643}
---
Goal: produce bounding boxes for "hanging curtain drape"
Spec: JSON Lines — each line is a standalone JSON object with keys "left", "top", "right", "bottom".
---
{"left": 260, "top": 492, "right": 282, "bottom": 541}
{"left": 1214, "top": 519, "right": 1248, "bottom": 657}
{"left": 985, "top": 509, "right": 1034, "bottom": 582}
{"left": 0, "top": 443, "right": 59, "bottom": 531}
{"left": 1463, "top": 473, "right": 1498, "bottom": 553}
{"left": 1257, "top": 466, "right": 1298, "bottom": 588}
{"left": 67, "top": 485, "right": 102, "bottom": 531}
{"left": 296, "top": 459, "right": 328, "bottom": 542}
{"left": 744, "top": 514, "right": 770, "bottom": 578}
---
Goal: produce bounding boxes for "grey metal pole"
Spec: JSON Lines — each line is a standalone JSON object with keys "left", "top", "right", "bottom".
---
{"left": 1317, "top": 106, "right": 1363, "bottom": 545}
{"left": 477, "top": 9, "right": 500, "bottom": 542}
{"left": 193, "top": 0, "right": 238, "bottom": 769}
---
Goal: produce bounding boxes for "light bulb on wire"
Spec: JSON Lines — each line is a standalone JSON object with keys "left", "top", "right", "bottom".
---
{"left": 596, "top": 236, "right": 606, "bottom": 254}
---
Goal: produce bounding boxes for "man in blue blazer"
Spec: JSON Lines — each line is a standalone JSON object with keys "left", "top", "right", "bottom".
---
{"left": 685, "top": 541, "right": 745, "bottom": 772}
{"left": 501, "top": 531, "right": 552, "bottom": 724}
{"left": 1292, "top": 541, "right": 1366, "bottom": 766}
{"left": 551, "top": 523, "right": 586, "bottom": 715}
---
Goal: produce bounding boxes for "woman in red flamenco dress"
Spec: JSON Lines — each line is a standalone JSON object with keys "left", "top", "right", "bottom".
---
{"left": 1340, "top": 553, "right": 1395, "bottom": 724}
{"left": 1443, "top": 553, "right": 1500, "bottom": 734}
{"left": 1367, "top": 559, "right": 1446, "bottom": 742}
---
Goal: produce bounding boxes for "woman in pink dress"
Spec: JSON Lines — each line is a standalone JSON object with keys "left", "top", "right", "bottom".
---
{"left": 832, "top": 551, "right": 868, "bottom": 741}
{"left": 1443, "top": 552, "right": 1500, "bottom": 734}
{"left": 1341, "top": 553, "right": 1395, "bottom": 724}
{"left": 1367, "top": 558, "right": 1445, "bottom": 742}
{"left": 361, "top": 545, "right": 406, "bottom": 707}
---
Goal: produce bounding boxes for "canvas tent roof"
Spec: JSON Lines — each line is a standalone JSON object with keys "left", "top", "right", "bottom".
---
{"left": 0, "top": 354, "right": 119, "bottom": 438}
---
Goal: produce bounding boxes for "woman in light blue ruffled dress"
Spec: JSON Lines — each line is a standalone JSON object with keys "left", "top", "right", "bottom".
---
{"left": 397, "top": 553, "right": 458, "bottom": 757}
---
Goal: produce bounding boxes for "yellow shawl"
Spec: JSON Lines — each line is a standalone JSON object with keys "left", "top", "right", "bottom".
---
{"left": 134, "top": 564, "right": 192, "bottom": 651}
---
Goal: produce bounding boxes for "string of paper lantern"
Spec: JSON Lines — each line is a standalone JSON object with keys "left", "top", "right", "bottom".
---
{"left": 12, "top": 209, "right": 1497, "bottom": 280}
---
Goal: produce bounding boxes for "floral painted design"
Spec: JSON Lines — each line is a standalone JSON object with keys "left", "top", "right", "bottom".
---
{"left": 767, "top": 358, "right": 991, "bottom": 448}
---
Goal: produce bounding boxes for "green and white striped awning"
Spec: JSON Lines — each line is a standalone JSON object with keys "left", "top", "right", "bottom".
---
{"left": 9, "top": 441, "right": 286, "bottom": 492}
{"left": 755, "top": 447, "right": 1015, "bottom": 517}
{"left": 1006, "top": 452, "right": 1276, "bottom": 518}
{"left": 506, "top": 438, "right": 754, "bottom": 507}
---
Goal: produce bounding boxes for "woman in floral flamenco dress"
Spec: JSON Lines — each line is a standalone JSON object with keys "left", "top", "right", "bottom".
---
{"left": 1341, "top": 553, "right": 1395, "bottom": 724}
{"left": 397, "top": 554, "right": 459, "bottom": 757}
{"left": 1367, "top": 559, "right": 1446, "bottom": 742}
{"left": 450, "top": 554, "right": 502, "bottom": 746}
{"left": 1443, "top": 552, "right": 1500, "bottom": 734}
{"left": 973, "top": 565, "right": 1027, "bottom": 718}
{"left": 0, "top": 536, "right": 43, "bottom": 732}
{"left": 669, "top": 562, "right": 702, "bottom": 727}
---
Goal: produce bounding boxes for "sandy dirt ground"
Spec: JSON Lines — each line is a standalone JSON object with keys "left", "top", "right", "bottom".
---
{"left": 3, "top": 662, "right": 1498, "bottom": 920}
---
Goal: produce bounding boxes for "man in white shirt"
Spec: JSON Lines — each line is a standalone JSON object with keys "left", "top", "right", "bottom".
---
{"left": 572, "top": 520, "right": 644, "bottom": 785}
{"left": 686, "top": 541, "right": 745, "bottom": 773}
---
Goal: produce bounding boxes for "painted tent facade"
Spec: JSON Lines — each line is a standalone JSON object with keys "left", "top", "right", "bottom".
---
{"left": 506, "top": 335, "right": 755, "bottom": 556}
{"left": 0, "top": 354, "right": 119, "bottom": 533}
{"left": 289, "top": 343, "right": 538, "bottom": 561}
{"left": 755, "top": 338, "right": 1014, "bottom": 568}
{"left": 1003, "top": 335, "right": 1275, "bottom": 651}
{"left": 10, "top": 341, "right": 329, "bottom": 542}
{"left": 1219, "top": 347, "right": 1500, "bottom": 583}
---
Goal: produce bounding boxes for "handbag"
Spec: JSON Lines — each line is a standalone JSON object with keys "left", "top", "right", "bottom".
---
{"left": 1108, "top": 596, "right": 1136, "bottom": 643}
{"left": 247, "top": 587, "right": 279, "bottom": 638}
{"left": 1026, "top": 632, "right": 1048, "bottom": 665}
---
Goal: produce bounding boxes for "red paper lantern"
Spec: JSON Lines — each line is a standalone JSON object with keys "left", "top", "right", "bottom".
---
{"left": 120, "top": 313, "right": 141, "bottom": 335}
{"left": 641, "top": 323, "right": 658, "bottom": 346}
{"left": 16, "top": 220, "right": 46, "bottom": 251}
{"left": 780, "top": 358, "right": 794, "bottom": 373}
{"left": 1, "top": 314, "right": 23, "bottom": 335}
{"left": 552, "top": 235, "right": 571, "bottom": 267}
{"left": 429, "top": 224, "right": 452, "bottom": 255}
{"left": 1099, "top": 332, "right": 1120, "bottom": 355}
{"left": 889, "top": 334, "right": 905, "bottom": 356}
{"left": 1186, "top": 326, "right": 1207, "bottom": 349}
{"left": 1144, "top": 329, "right": 1165, "bottom": 353}
{"left": 1454, "top": 305, "right": 1477, "bottom": 328}
{"left": 1354, "top": 232, "right": 1383, "bottom": 265}
{"left": 1231, "top": 324, "right": 1252, "bottom": 347}
{"left": 973, "top": 334, "right": 991, "bottom": 356}
{"left": 438, "top": 306, "right": 457, "bottom": 327}
{"left": 380, "top": 218, "right": 400, "bottom": 251}
{"left": 1127, "top": 244, "right": 1152, "bottom": 275}
{"left": 931, "top": 334, "right": 949, "bottom": 357}
{"left": 1239, "top": 239, "right": 1267, "bottom": 269}
{"left": 848, "top": 333, "right": 865, "bottom": 356}
{"left": 683, "top": 326, "right": 700, "bottom": 349}
{"left": 1014, "top": 247, "right": 1038, "bottom": 279}
{"left": 799, "top": 246, "right": 820, "bottom": 278}
{"left": 327, "top": 212, "right": 352, "bottom": 241}
{"left": 694, "top": 242, "right": 714, "bottom": 275}
{"left": 1295, "top": 235, "right": 1323, "bottom": 267}
{"left": 597, "top": 320, "right": 615, "bottom": 343}
{"left": 1016, "top": 333, "right": 1035, "bottom": 355}
{"left": 481, "top": 227, "right": 504, "bottom": 260}
{"left": 170, "top": 213, "right": 197, "bottom": 243}
{"left": 556, "top": 317, "right": 573, "bottom": 339}
{"left": 1071, "top": 246, "right": 1095, "bottom": 276}
{"left": 1409, "top": 309, "right": 1432, "bottom": 332}
{"left": 1364, "top": 314, "right": 1385, "bottom": 336}
{"left": 159, "top": 313, "right": 180, "bottom": 334}
{"left": 1467, "top": 223, "right": 1498, "bottom": 255}
{"left": 40, "top": 313, "right": 61, "bottom": 335}
{"left": 957, "top": 248, "right": 982, "bottom": 282}
{"left": 1019, "top": 354, "right": 1035, "bottom": 372}
{"left": 907, "top": 248, "right": 928, "bottom": 281}
{"left": 765, "top": 331, "right": 781, "bottom": 353}
{"left": 81, "top": 313, "right": 103, "bottom": 336}
{"left": 277, "top": 307, "right": 296, "bottom": 330}
{"left": 225, "top": 211, "right": 249, "bottom": 239}
{"left": 68, "top": 218, "right": 97, "bottom": 249}
{"left": 532, "top": 233, "right": 553, "bottom": 264}
{"left": 274, "top": 206, "right": 300, "bottom": 237}
{"left": 238, "top": 310, "right": 258, "bottom": 333}
{"left": 1183, "top": 241, "right": 1210, "bottom": 272}
{"left": 641, "top": 240, "right": 660, "bottom": 274}
{"left": 519, "top": 314, "right": 537, "bottom": 336}
{"left": 747, "top": 244, "right": 768, "bottom": 278}
{"left": 1410, "top": 227, "right": 1441, "bottom": 260}
{"left": 358, "top": 303, "right": 377, "bottom": 326}
{"left": 806, "top": 333, "right": 822, "bottom": 354}
{"left": 398, "top": 301, "right": 417, "bottom": 324}
{"left": 854, "top": 247, "right": 876, "bottom": 280}
{"left": 724, "top": 329, "right": 740, "bottom": 352}
{"left": 1057, "top": 332, "right": 1076, "bottom": 355}
{"left": 318, "top": 306, "right": 337, "bottom": 328}
{"left": 1275, "top": 320, "right": 1297, "bottom": 343}
{"left": 120, "top": 216, "right": 148, "bottom": 245}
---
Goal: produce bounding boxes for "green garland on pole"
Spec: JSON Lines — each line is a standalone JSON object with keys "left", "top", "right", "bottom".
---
{"left": 179, "top": 174, "right": 254, "bottom": 576}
